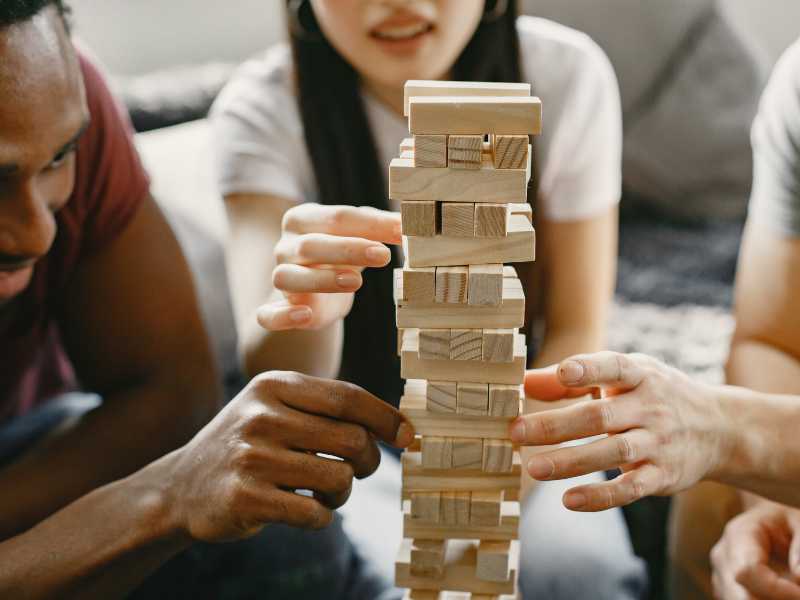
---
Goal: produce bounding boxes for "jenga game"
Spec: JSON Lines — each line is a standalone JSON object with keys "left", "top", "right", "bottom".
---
{"left": 391, "top": 81, "right": 541, "bottom": 600}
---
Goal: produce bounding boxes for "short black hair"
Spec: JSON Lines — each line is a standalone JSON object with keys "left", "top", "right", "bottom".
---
{"left": 0, "top": 0, "right": 69, "bottom": 28}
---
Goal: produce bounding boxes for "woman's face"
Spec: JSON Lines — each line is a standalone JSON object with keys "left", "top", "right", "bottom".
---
{"left": 310, "top": 0, "right": 484, "bottom": 88}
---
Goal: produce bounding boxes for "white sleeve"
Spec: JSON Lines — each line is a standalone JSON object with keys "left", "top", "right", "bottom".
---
{"left": 536, "top": 35, "right": 622, "bottom": 222}
{"left": 210, "top": 60, "right": 314, "bottom": 203}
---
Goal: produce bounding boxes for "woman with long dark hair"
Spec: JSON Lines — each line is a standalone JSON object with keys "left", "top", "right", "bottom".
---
{"left": 212, "top": 0, "right": 646, "bottom": 597}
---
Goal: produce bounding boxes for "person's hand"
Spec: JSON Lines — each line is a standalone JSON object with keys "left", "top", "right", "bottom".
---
{"left": 161, "top": 371, "right": 414, "bottom": 542}
{"left": 510, "top": 351, "right": 731, "bottom": 511}
{"left": 257, "top": 204, "right": 401, "bottom": 331}
{"left": 711, "top": 502, "right": 800, "bottom": 600}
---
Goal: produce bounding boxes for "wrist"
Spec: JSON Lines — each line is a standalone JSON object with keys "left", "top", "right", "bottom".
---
{"left": 708, "top": 384, "right": 761, "bottom": 485}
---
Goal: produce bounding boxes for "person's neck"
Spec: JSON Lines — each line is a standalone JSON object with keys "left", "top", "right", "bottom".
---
{"left": 362, "top": 78, "right": 405, "bottom": 117}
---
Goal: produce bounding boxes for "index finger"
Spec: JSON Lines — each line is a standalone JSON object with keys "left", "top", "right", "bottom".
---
{"left": 558, "top": 352, "right": 647, "bottom": 391}
{"left": 738, "top": 564, "right": 800, "bottom": 600}
{"left": 283, "top": 204, "right": 402, "bottom": 245}
{"left": 263, "top": 371, "right": 415, "bottom": 448}
{"left": 524, "top": 365, "right": 595, "bottom": 401}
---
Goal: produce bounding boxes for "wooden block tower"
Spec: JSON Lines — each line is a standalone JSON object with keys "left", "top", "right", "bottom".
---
{"left": 391, "top": 81, "right": 541, "bottom": 600}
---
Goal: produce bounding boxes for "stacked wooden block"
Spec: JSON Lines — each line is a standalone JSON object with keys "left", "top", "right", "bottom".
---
{"left": 392, "top": 80, "right": 541, "bottom": 600}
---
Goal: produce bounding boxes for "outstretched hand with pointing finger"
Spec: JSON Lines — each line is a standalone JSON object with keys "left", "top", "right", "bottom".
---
{"left": 512, "top": 351, "right": 732, "bottom": 512}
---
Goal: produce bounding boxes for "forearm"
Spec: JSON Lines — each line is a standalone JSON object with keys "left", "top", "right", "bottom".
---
{"left": 0, "top": 456, "right": 189, "bottom": 599}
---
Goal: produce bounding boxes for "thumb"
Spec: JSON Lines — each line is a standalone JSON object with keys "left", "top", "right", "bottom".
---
{"left": 524, "top": 365, "right": 593, "bottom": 401}
{"left": 788, "top": 517, "right": 800, "bottom": 579}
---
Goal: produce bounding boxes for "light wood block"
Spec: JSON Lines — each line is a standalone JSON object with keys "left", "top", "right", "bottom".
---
{"left": 414, "top": 135, "right": 447, "bottom": 168}
{"left": 441, "top": 202, "right": 475, "bottom": 237}
{"left": 395, "top": 272, "right": 524, "bottom": 329}
{"left": 435, "top": 267, "right": 468, "bottom": 304}
{"left": 402, "top": 452, "right": 521, "bottom": 499}
{"left": 404, "top": 592, "right": 517, "bottom": 600}
{"left": 468, "top": 264, "right": 503, "bottom": 307}
{"left": 450, "top": 329, "right": 482, "bottom": 361}
{"left": 488, "top": 385, "right": 522, "bottom": 417}
{"left": 408, "top": 96, "right": 542, "bottom": 135}
{"left": 474, "top": 203, "right": 509, "bottom": 237}
{"left": 455, "top": 491, "right": 471, "bottom": 524}
{"left": 470, "top": 490, "right": 504, "bottom": 526}
{"left": 389, "top": 157, "right": 528, "bottom": 204}
{"left": 476, "top": 541, "right": 515, "bottom": 583}
{"left": 419, "top": 329, "right": 451, "bottom": 361}
{"left": 508, "top": 202, "right": 532, "bottom": 223}
{"left": 410, "top": 539, "right": 448, "bottom": 579}
{"left": 426, "top": 380, "right": 457, "bottom": 414}
{"left": 396, "top": 538, "right": 517, "bottom": 595}
{"left": 401, "top": 329, "right": 526, "bottom": 385}
{"left": 421, "top": 436, "right": 453, "bottom": 469}
{"left": 482, "top": 329, "right": 514, "bottom": 363}
{"left": 448, "top": 135, "right": 483, "bottom": 170}
{"left": 401, "top": 389, "right": 515, "bottom": 438}
{"left": 494, "top": 135, "right": 529, "bottom": 169}
{"left": 457, "top": 382, "right": 489, "bottom": 415}
{"left": 402, "top": 267, "right": 436, "bottom": 303}
{"left": 482, "top": 440, "right": 514, "bottom": 473}
{"left": 403, "top": 80, "right": 531, "bottom": 116}
{"left": 405, "top": 215, "right": 535, "bottom": 268}
{"left": 452, "top": 438, "right": 484, "bottom": 469}
{"left": 411, "top": 492, "right": 441, "bottom": 523}
{"left": 439, "top": 491, "right": 457, "bottom": 525}
{"left": 402, "top": 201, "right": 437, "bottom": 237}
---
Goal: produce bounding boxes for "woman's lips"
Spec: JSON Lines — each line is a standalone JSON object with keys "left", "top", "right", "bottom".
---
{"left": 0, "top": 265, "right": 34, "bottom": 302}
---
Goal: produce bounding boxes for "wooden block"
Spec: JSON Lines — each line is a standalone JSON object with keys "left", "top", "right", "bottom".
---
{"left": 410, "top": 539, "right": 448, "bottom": 579}
{"left": 441, "top": 203, "right": 475, "bottom": 237}
{"left": 426, "top": 380, "right": 457, "bottom": 414}
{"left": 476, "top": 541, "right": 514, "bottom": 583}
{"left": 509, "top": 202, "right": 533, "bottom": 223}
{"left": 403, "top": 590, "right": 440, "bottom": 600}
{"left": 395, "top": 271, "right": 525, "bottom": 330}
{"left": 435, "top": 267, "right": 468, "bottom": 304}
{"left": 474, "top": 203, "right": 509, "bottom": 237}
{"left": 411, "top": 492, "right": 441, "bottom": 523}
{"left": 452, "top": 438, "right": 484, "bottom": 469}
{"left": 457, "top": 382, "right": 489, "bottom": 415}
{"left": 405, "top": 215, "right": 535, "bottom": 268}
{"left": 470, "top": 490, "right": 504, "bottom": 526}
{"left": 404, "top": 591, "right": 516, "bottom": 600}
{"left": 396, "top": 538, "right": 517, "bottom": 595}
{"left": 401, "top": 389, "right": 515, "bottom": 438}
{"left": 448, "top": 135, "right": 482, "bottom": 170}
{"left": 419, "top": 329, "right": 451, "bottom": 361}
{"left": 400, "top": 137, "right": 415, "bottom": 153}
{"left": 414, "top": 135, "right": 447, "bottom": 168}
{"left": 468, "top": 264, "right": 503, "bottom": 307}
{"left": 454, "top": 491, "right": 471, "bottom": 524}
{"left": 450, "top": 329, "right": 482, "bottom": 361}
{"left": 403, "top": 80, "right": 531, "bottom": 115}
{"left": 482, "top": 440, "right": 514, "bottom": 473}
{"left": 421, "top": 436, "right": 453, "bottom": 469}
{"left": 401, "top": 329, "right": 526, "bottom": 385}
{"left": 408, "top": 96, "right": 542, "bottom": 135}
{"left": 494, "top": 135, "right": 529, "bottom": 169}
{"left": 402, "top": 201, "right": 437, "bottom": 237}
{"left": 440, "top": 491, "right": 457, "bottom": 525}
{"left": 389, "top": 157, "right": 529, "bottom": 204}
{"left": 403, "top": 267, "right": 436, "bottom": 303}
{"left": 482, "top": 329, "right": 514, "bottom": 363}
{"left": 488, "top": 384, "right": 521, "bottom": 417}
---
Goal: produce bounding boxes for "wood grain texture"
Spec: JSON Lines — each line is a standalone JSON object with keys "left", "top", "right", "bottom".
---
{"left": 494, "top": 135, "right": 529, "bottom": 169}
{"left": 408, "top": 96, "right": 542, "bottom": 135}
{"left": 474, "top": 203, "right": 509, "bottom": 237}
{"left": 476, "top": 541, "right": 514, "bottom": 583}
{"left": 488, "top": 384, "right": 522, "bottom": 417}
{"left": 404, "top": 591, "right": 517, "bottom": 600}
{"left": 402, "top": 267, "right": 436, "bottom": 303}
{"left": 468, "top": 264, "right": 503, "bottom": 307}
{"left": 440, "top": 202, "right": 475, "bottom": 237}
{"left": 425, "top": 380, "right": 457, "bottom": 414}
{"left": 440, "top": 491, "right": 471, "bottom": 525}
{"left": 482, "top": 440, "right": 514, "bottom": 473}
{"left": 406, "top": 215, "right": 535, "bottom": 268}
{"left": 435, "top": 266, "right": 468, "bottom": 304}
{"left": 421, "top": 436, "right": 453, "bottom": 469}
{"left": 401, "top": 388, "right": 515, "bottom": 438}
{"left": 482, "top": 329, "right": 514, "bottom": 363}
{"left": 418, "top": 328, "right": 451, "bottom": 361}
{"left": 470, "top": 490, "right": 504, "bottom": 526}
{"left": 457, "top": 381, "right": 489, "bottom": 415}
{"left": 451, "top": 437, "right": 484, "bottom": 469}
{"left": 447, "top": 135, "right": 482, "bottom": 170}
{"left": 410, "top": 492, "right": 441, "bottom": 523}
{"left": 410, "top": 539, "right": 448, "bottom": 579}
{"left": 413, "top": 134, "right": 447, "bottom": 168}
{"left": 450, "top": 329, "right": 482, "bottom": 361}
{"left": 403, "top": 499, "right": 519, "bottom": 541}
{"left": 402, "top": 201, "right": 437, "bottom": 237}
{"left": 403, "top": 80, "right": 531, "bottom": 115}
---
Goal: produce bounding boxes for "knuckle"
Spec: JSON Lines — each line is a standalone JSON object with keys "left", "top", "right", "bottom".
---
{"left": 271, "top": 265, "right": 290, "bottom": 289}
{"left": 534, "top": 415, "right": 557, "bottom": 442}
{"left": 281, "top": 206, "right": 306, "bottom": 232}
{"left": 588, "top": 401, "right": 613, "bottom": 432}
{"left": 341, "top": 426, "right": 370, "bottom": 457}
{"left": 327, "top": 381, "right": 359, "bottom": 419}
{"left": 294, "top": 236, "right": 316, "bottom": 261}
{"left": 615, "top": 435, "right": 635, "bottom": 463}
{"left": 328, "top": 206, "right": 354, "bottom": 228}
{"left": 332, "top": 462, "right": 355, "bottom": 491}
{"left": 305, "top": 503, "right": 334, "bottom": 530}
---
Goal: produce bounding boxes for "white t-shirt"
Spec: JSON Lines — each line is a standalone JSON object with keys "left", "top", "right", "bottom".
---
{"left": 211, "top": 16, "right": 622, "bottom": 222}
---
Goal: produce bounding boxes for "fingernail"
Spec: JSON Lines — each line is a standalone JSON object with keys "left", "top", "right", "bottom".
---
{"left": 394, "top": 422, "right": 415, "bottom": 447}
{"left": 560, "top": 360, "right": 585, "bottom": 385}
{"left": 289, "top": 307, "right": 312, "bottom": 322}
{"left": 365, "top": 246, "right": 390, "bottom": 265}
{"left": 335, "top": 272, "right": 361, "bottom": 289}
{"left": 528, "top": 457, "right": 554, "bottom": 479}
{"left": 564, "top": 492, "right": 587, "bottom": 510}
{"left": 510, "top": 419, "right": 526, "bottom": 443}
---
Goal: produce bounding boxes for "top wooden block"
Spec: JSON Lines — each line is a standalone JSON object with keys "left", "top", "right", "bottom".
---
{"left": 403, "top": 80, "right": 531, "bottom": 116}
{"left": 408, "top": 96, "right": 542, "bottom": 136}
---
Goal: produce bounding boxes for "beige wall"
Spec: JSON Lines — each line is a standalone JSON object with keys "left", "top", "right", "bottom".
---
{"left": 722, "top": 0, "right": 799, "bottom": 65}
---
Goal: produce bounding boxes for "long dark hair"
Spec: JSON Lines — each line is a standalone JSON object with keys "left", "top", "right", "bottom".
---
{"left": 288, "top": 0, "right": 526, "bottom": 406}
